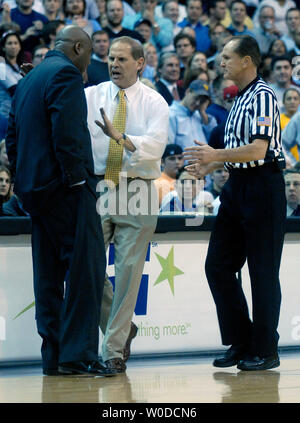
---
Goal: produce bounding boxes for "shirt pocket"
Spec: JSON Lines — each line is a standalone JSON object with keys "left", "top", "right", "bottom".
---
{"left": 176, "top": 117, "right": 190, "bottom": 136}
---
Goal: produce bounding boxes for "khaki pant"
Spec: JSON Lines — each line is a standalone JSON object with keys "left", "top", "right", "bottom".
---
{"left": 98, "top": 178, "right": 158, "bottom": 361}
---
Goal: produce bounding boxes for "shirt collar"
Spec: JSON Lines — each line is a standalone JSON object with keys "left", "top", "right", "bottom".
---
{"left": 175, "top": 101, "right": 194, "bottom": 116}
{"left": 238, "top": 75, "right": 260, "bottom": 97}
{"left": 160, "top": 78, "right": 177, "bottom": 91}
{"left": 228, "top": 23, "right": 248, "bottom": 33}
{"left": 186, "top": 18, "right": 202, "bottom": 28}
{"left": 111, "top": 79, "right": 141, "bottom": 102}
{"left": 287, "top": 204, "right": 295, "bottom": 216}
{"left": 92, "top": 53, "right": 104, "bottom": 62}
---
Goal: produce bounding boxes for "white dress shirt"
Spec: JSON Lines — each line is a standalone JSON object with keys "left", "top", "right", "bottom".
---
{"left": 85, "top": 79, "right": 169, "bottom": 179}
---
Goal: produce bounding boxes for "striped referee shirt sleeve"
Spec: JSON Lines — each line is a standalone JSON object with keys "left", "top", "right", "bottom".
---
{"left": 250, "top": 90, "right": 276, "bottom": 141}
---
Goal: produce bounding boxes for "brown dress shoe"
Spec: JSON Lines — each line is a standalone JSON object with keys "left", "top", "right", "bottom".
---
{"left": 123, "top": 322, "right": 138, "bottom": 362}
{"left": 105, "top": 358, "right": 127, "bottom": 373}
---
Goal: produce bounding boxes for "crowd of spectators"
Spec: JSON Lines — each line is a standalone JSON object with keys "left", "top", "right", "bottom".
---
{"left": 1, "top": 0, "right": 300, "bottom": 218}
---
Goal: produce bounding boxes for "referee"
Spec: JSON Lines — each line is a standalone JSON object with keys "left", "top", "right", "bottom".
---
{"left": 184, "top": 35, "right": 286, "bottom": 371}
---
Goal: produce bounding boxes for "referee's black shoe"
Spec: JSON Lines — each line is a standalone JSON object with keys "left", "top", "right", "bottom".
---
{"left": 213, "top": 345, "right": 248, "bottom": 368}
{"left": 237, "top": 354, "right": 280, "bottom": 371}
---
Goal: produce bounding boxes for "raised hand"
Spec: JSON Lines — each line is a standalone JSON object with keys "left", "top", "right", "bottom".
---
{"left": 183, "top": 140, "right": 217, "bottom": 165}
{"left": 95, "top": 108, "right": 121, "bottom": 141}
{"left": 2, "top": 3, "right": 11, "bottom": 23}
{"left": 185, "top": 162, "right": 211, "bottom": 179}
{"left": 20, "top": 63, "right": 34, "bottom": 76}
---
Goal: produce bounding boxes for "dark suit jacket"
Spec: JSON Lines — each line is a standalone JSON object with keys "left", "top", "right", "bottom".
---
{"left": 86, "top": 59, "right": 110, "bottom": 86}
{"left": 292, "top": 205, "right": 300, "bottom": 216}
{"left": 155, "top": 79, "right": 184, "bottom": 106}
{"left": 5, "top": 50, "right": 95, "bottom": 216}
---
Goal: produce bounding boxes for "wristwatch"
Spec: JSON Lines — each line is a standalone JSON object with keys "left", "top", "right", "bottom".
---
{"left": 116, "top": 133, "right": 126, "bottom": 145}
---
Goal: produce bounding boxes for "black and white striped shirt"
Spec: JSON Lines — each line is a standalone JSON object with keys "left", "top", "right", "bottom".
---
{"left": 224, "top": 76, "right": 282, "bottom": 170}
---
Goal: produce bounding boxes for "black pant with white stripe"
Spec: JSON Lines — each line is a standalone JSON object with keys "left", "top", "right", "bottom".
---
{"left": 205, "top": 164, "right": 286, "bottom": 357}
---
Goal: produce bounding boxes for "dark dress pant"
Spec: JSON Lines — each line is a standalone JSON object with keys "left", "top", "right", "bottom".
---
{"left": 31, "top": 180, "right": 106, "bottom": 371}
{"left": 205, "top": 164, "right": 286, "bottom": 356}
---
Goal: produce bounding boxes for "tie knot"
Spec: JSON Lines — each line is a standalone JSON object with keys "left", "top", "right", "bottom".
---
{"left": 118, "top": 89, "right": 125, "bottom": 100}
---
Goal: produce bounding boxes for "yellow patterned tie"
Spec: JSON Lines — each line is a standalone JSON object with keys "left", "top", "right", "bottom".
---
{"left": 105, "top": 89, "right": 126, "bottom": 187}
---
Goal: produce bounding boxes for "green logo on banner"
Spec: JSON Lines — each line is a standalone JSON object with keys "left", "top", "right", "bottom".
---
{"left": 154, "top": 246, "right": 184, "bottom": 295}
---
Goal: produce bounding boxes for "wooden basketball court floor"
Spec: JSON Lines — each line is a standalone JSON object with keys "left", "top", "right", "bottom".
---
{"left": 0, "top": 349, "right": 300, "bottom": 404}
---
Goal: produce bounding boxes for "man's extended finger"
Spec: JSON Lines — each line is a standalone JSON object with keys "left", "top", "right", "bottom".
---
{"left": 182, "top": 149, "right": 200, "bottom": 155}
{"left": 184, "top": 158, "right": 199, "bottom": 164}
{"left": 100, "top": 107, "right": 106, "bottom": 117}
{"left": 183, "top": 146, "right": 203, "bottom": 152}
{"left": 185, "top": 165, "right": 197, "bottom": 172}
{"left": 95, "top": 120, "right": 104, "bottom": 129}
{"left": 182, "top": 152, "right": 201, "bottom": 159}
{"left": 194, "top": 140, "right": 206, "bottom": 146}
{"left": 182, "top": 152, "right": 200, "bottom": 158}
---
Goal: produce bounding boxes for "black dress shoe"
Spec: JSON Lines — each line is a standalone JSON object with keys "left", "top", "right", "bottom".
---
{"left": 58, "top": 360, "right": 117, "bottom": 376}
{"left": 123, "top": 322, "right": 138, "bottom": 362}
{"left": 43, "top": 368, "right": 71, "bottom": 376}
{"left": 213, "top": 345, "right": 247, "bottom": 368}
{"left": 237, "top": 354, "right": 280, "bottom": 371}
{"left": 105, "top": 358, "right": 127, "bottom": 373}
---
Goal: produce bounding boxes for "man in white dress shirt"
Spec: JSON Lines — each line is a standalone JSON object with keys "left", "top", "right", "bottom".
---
{"left": 85, "top": 36, "right": 169, "bottom": 373}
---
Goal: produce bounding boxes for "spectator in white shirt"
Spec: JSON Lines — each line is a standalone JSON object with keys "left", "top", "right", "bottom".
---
{"left": 253, "top": 0, "right": 296, "bottom": 36}
{"left": 251, "top": 5, "right": 280, "bottom": 55}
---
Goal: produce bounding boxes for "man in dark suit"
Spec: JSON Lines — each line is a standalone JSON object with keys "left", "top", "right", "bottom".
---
{"left": 5, "top": 26, "right": 115, "bottom": 377}
{"left": 156, "top": 52, "right": 185, "bottom": 106}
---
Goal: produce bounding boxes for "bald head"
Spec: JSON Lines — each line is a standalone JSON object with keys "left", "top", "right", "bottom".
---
{"left": 55, "top": 25, "right": 91, "bottom": 47}
{"left": 55, "top": 25, "right": 92, "bottom": 74}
